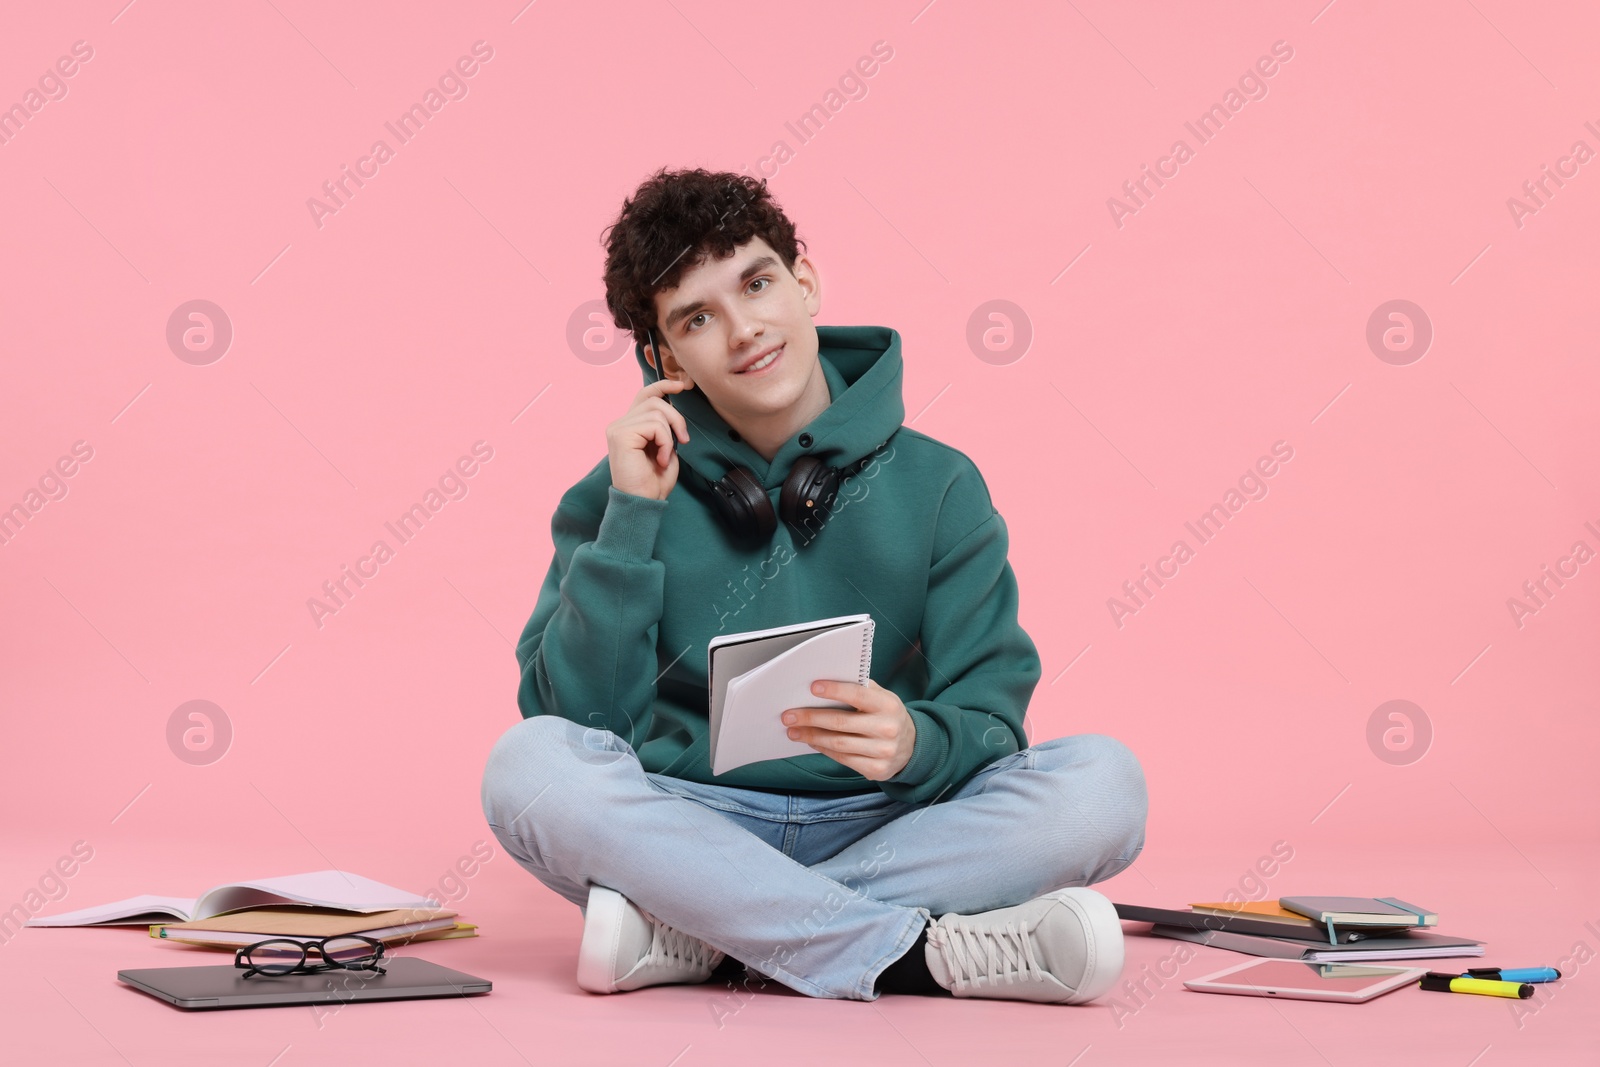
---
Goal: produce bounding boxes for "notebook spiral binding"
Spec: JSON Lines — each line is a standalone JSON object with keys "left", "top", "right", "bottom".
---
{"left": 857, "top": 620, "right": 875, "bottom": 684}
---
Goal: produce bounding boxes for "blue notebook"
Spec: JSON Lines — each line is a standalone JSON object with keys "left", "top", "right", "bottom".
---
{"left": 1279, "top": 897, "right": 1438, "bottom": 945}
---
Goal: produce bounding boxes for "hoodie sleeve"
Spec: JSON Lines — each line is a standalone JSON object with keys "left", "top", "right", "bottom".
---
{"left": 515, "top": 484, "right": 669, "bottom": 746}
{"left": 879, "top": 504, "right": 1042, "bottom": 805}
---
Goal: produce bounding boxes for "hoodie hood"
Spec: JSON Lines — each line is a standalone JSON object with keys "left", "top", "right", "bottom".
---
{"left": 631, "top": 325, "right": 906, "bottom": 491}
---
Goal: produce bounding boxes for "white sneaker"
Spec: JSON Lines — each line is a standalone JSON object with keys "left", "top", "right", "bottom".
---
{"left": 576, "top": 884, "right": 726, "bottom": 994}
{"left": 924, "top": 887, "right": 1124, "bottom": 1004}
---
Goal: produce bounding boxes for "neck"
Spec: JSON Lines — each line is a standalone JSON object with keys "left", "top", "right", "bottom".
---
{"left": 727, "top": 364, "right": 832, "bottom": 463}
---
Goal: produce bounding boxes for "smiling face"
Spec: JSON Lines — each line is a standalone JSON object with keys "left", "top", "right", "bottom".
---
{"left": 646, "top": 236, "right": 830, "bottom": 460}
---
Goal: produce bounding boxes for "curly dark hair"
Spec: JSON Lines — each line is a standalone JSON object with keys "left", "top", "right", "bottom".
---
{"left": 601, "top": 167, "right": 806, "bottom": 350}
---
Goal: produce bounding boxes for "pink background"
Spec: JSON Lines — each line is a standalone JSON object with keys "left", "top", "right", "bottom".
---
{"left": 2, "top": 1, "right": 1595, "bottom": 1063}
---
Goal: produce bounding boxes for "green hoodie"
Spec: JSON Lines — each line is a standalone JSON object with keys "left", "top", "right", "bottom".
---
{"left": 515, "top": 325, "right": 1042, "bottom": 805}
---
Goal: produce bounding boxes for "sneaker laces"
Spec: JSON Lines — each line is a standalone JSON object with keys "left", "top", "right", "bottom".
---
{"left": 642, "top": 914, "right": 721, "bottom": 971}
{"left": 938, "top": 918, "right": 1045, "bottom": 992}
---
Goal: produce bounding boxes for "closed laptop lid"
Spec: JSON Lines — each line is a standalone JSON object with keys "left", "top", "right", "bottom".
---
{"left": 118, "top": 956, "right": 491, "bottom": 1010}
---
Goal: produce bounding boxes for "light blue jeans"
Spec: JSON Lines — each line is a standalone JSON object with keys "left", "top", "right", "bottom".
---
{"left": 480, "top": 715, "right": 1147, "bottom": 1001}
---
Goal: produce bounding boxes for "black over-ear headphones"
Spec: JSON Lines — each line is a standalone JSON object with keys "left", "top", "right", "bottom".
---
{"left": 647, "top": 328, "right": 864, "bottom": 547}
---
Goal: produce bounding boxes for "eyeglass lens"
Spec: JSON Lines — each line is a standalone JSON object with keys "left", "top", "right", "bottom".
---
{"left": 243, "top": 937, "right": 380, "bottom": 972}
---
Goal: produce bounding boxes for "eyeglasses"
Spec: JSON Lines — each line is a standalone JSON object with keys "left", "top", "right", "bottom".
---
{"left": 234, "top": 936, "right": 388, "bottom": 979}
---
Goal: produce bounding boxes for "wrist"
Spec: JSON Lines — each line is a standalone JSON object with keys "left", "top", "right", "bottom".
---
{"left": 889, "top": 710, "right": 917, "bottom": 778}
{"left": 886, "top": 706, "right": 943, "bottom": 786}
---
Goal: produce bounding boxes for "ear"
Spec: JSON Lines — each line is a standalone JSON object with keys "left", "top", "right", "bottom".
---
{"left": 792, "top": 252, "right": 822, "bottom": 313}
{"left": 645, "top": 342, "right": 672, "bottom": 377}
{"left": 650, "top": 341, "right": 692, "bottom": 386}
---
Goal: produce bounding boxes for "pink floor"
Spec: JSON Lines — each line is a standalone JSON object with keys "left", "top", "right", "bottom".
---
{"left": 3, "top": 0, "right": 1598, "bottom": 1063}
{"left": 4, "top": 837, "right": 1593, "bottom": 1066}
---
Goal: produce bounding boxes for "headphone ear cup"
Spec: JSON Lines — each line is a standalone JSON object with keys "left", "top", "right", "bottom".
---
{"left": 711, "top": 466, "right": 776, "bottom": 542}
{"left": 780, "top": 454, "right": 842, "bottom": 541}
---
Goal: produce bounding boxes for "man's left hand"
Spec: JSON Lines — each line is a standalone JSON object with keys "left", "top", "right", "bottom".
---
{"left": 783, "top": 679, "right": 915, "bottom": 781}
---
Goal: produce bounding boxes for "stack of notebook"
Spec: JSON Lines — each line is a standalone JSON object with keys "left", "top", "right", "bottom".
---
{"left": 147, "top": 905, "right": 475, "bottom": 951}
{"left": 1114, "top": 896, "right": 1484, "bottom": 961}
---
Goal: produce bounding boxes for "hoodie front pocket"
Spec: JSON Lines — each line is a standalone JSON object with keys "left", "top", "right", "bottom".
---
{"left": 658, "top": 733, "right": 710, "bottom": 779}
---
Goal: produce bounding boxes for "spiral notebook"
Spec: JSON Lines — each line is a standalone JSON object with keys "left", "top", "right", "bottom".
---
{"left": 707, "top": 613, "right": 875, "bottom": 775}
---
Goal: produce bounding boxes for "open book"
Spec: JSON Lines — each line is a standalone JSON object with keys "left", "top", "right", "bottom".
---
{"left": 25, "top": 870, "right": 437, "bottom": 928}
{"left": 707, "top": 613, "right": 874, "bottom": 775}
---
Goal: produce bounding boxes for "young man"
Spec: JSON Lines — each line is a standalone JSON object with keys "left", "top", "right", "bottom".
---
{"left": 481, "top": 167, "right": 1147, "bottom": 1004}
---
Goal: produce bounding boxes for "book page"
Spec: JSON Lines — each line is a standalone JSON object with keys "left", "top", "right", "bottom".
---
{"left": 707, "top": 614, "right": 873, "bottom": 763}
{"left": 26, "top": 894, "right": 197, "bottom": 927}
{"left": 195, "top": 870, "right": 436, "bottom": 919}
{"left": 712, "top": 620, "right": 872, "bottom": 775}
{"left": 711, "top": 625, "right": 837, "bottom": 761}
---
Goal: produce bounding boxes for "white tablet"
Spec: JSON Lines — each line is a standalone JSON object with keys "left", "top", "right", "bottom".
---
{"left": 1183, "top": 959, "right": 1428, "bottom": 1003}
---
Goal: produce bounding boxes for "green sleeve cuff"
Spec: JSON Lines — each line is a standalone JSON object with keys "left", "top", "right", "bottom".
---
{"left": 884, "top": 706, "right": 946, "bottom": 790}
{"left": 593, "top": 486, "right": 668, "bottom": 561}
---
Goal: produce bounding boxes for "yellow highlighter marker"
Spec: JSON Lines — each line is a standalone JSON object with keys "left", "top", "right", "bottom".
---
{"left": 1420, "top": 972, "right": 1533, "bottom": 999}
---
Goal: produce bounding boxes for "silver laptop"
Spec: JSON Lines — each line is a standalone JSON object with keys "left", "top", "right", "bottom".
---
{"left": 118, "top": 956, "right": 491, "bottom": 1010}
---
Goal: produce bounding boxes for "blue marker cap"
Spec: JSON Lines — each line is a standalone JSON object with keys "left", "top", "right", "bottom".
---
{"left": 1465, "top": 967, "right": 1561, "bottom": 983}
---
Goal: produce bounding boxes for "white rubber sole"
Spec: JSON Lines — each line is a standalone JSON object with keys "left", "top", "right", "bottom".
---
{"left": 576, "top": 883, "right": 629, "bottom": 994}
{"left": 1048, "top": 887, "right": 1125, "bottom": 1003}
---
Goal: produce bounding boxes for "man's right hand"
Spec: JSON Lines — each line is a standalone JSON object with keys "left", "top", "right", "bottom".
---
{"left": 606, "top": 378, "right": 693, "bottom": 501}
